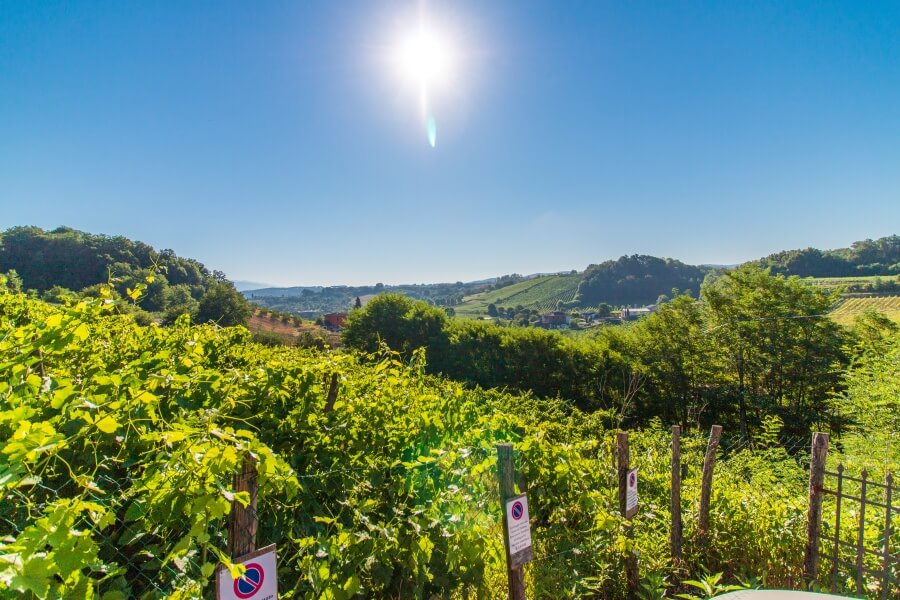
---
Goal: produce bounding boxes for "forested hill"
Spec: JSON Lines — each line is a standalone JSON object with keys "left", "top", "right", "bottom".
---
{"left": 751, "top": 235, "right": 899, "bottom": 277}
{"left": 0, "top": 226, "right": 250, "bottom": 325}
{"left": 572, "top": 255, "right": 709, "bottom": 307}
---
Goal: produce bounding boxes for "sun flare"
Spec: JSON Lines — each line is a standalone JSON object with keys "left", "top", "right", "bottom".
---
{"left": 390, "top": 20, "right": 460, "bottom": 147}
{"left": 398, "top": 27, "right": 453, "bottom": 86}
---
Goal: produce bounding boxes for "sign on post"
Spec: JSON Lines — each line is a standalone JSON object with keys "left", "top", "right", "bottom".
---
{"left": 217, "top": 544, "right": 278, "bottom": 600}
{"left": 505, "top": 493, "right": 534, "bottom": 567}
{"left": 626, "top": 468, "right": 638, "bottom": 519}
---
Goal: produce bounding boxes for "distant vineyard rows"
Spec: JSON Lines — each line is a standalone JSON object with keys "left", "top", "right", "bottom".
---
{"left": 490, "top": 276, "right": 580, "bottom": 311}
{"left": 830, "top": 295, "right": 900, "bottom": 324}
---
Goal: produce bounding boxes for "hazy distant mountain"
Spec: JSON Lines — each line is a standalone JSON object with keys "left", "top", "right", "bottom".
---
{"left": 233, "top": 280, "right": 277, "bottom": 292}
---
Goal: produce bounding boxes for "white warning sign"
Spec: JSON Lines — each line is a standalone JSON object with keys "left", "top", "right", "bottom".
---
{"left": 505, "top": 494, "right": 533, "bottom": 567}
{"left": 626, "top": 468, "right": 638, "bottom": 519}
{"left": 217, "top": 544, "right": 278, "bottom": 600}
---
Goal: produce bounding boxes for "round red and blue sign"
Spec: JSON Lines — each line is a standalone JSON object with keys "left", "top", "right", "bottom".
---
{"left": 233, "top": 562, "right": 265, "bottom": 599}
{"left": 511, "top": 500, "right": 525, "bottom": 521}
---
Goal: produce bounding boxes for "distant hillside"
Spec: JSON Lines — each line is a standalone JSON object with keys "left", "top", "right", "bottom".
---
{"left": 574, "top": 255, "right": 709, "bottom": 307}
{"left": 455, "top": 274, "right": 581, "bottom": 317}
{"left": 247, "top": 309, "right": 342, "bottom": 348}
{"left": 233, "top": 280, "right": 276, "bottom": 292}
{"left": 244, "top": 281, "right": 493, "bottom": 316}
{"left": 0, "top": 226, "right": 250, "bottom": 326}
{"left": 752, "top": 235, "right": 899, "bottom": 277}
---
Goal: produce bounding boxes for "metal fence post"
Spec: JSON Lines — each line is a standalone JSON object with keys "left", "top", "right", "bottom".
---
{"left": 830, "top": 464, "right": 844, "bottom": 593}
{"left": 880, "top": 473, "right": 892, "bottom": 600}
{"left": 856, "top": 470, "right": 868, "bottom": 597}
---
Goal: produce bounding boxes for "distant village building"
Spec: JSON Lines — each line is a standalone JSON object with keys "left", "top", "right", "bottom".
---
{"left": 536, "top": 311, "right": 570, "bottom": 329}
{"left": 323, "top": 312, "right": 347, "bottom": 330}
{"left": 619, "top": 305, "right": 657, "bottom": 320}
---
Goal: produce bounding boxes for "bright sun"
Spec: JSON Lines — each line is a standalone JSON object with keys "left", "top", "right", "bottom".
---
{"left": 391, "top": 21, "right": 459, "bottom": 147}
{"left": 397, "top": 26, "right": 454, "bottom": 87}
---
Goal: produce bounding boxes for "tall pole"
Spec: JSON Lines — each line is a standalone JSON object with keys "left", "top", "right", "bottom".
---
{"left": 803, "top": 432, "right": 828, "bottom": 583}
{"left": 497, "top": 443, "right": 527, "bottom": 600}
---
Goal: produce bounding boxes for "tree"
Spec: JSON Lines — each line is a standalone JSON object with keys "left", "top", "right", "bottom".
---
{"left": 2, "top": 269, "right": 22, "bottom": 293}
{"left": 626, "top": 293, "right": 722, "bottom": 427}
{"left": 575, "top": 255, "right": 708, "bottom": 306}
{"left": 487, "top": 303, "right": 498, "bottom": 317}
{"left": 196, "top": 282, "right": 251, "bottom": 327}
{"left": 342, "top": 294, "right": 450, "bottom": 368}
{"left": 834, "top": 328, "right": 900, "bottom": 467}
{"left": 702, "top": 265, "right": 846, "bottom": 437}
{"left": 162, "top": 284, "right": 201, "bottom": 325}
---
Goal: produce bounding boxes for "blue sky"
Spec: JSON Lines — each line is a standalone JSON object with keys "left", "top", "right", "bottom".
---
{"left": 1, "top": 1, "right": 898, "bottom": 286}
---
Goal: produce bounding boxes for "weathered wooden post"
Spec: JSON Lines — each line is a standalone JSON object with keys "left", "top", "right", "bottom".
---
{"left": 671, "top": 425, "right": 682, "bottom": 563}
{"left": 229, "top": 457, "right": 259, "bottom": 558}
{"left": 323, "top": 372, "right": 339, "bottom": 412}
{"left": 698, "top": 425, "right": 722, "bottom": 544}
{"left": 497, "top": 443, "right": 527, "bottom": 600}
{"left": 804, "top": 432, "right": 828, "bottom": 583}
{"left": 617, "top": 432, "right": 639, "bottom": 598}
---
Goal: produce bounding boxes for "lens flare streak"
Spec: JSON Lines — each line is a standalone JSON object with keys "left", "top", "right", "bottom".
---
{"left": 427, "top": 116, "right": 437, "bottom": 147}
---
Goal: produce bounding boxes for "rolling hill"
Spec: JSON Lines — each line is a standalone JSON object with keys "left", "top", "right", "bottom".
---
{"left": 454, "top": 274, "right": 581, "bottom": 317}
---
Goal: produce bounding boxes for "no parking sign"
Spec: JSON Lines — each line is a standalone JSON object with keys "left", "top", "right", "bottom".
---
{"left": 217, "top": 545, "right": 278, "bottom": 600}
{"left": 504, "top": 493, "right": 533, "bottom": 567}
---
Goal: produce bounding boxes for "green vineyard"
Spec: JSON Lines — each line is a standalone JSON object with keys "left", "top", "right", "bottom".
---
{"left": 1, "top": 283, "right": 897, "bottom": 598}
{"left": 455, "top": 274, "right": 580, "bottom": 317}
{"left": 830, "top": 294, "right": 900, "bottom": 325}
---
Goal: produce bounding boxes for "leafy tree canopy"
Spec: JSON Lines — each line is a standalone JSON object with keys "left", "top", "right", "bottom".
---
{"left": 574, "top": 254, "right": 708, "bottom": 307}
{"left": 0, "top": 226, "right": 249, "bottom": 326}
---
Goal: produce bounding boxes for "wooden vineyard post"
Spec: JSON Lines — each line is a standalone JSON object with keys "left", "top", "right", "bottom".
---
{"left": 617, "top": 432, "right": 639, "bottom": 598}
{"left": 670, "top": 425, "right": 682, "bottom": 563}
{"left": 804, "top": 432, "right": 828, "bottom": 584}
{"left": 497, "top": 443, "right": 527, "bottom": 600}
{"left": 229, "top": 457, "right": 259, "bottom": 559}
{"left": 698, "top": 425, "right": 722, "bottom": 545}
{"left": 323, "top": 372, "right": 339, "bottom": 413}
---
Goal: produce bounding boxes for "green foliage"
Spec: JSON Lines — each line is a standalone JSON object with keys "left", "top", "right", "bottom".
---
{"left": 455, "top": 274, "right": 581, "bottom": 317}
{"left": 753, "top": 234, "right": 900, "bottom": 277}
{"left": 0, "top": 226, "right": 248, "bottom": 327}
{"left": 0, "top": 292, "right": 297, "bottom": 598}
{"left": 701, "top": 265, "right": 845, "bottom": 436}
{"left": 833, "top": 327, "right": 900, "bottom": 469}
{"left": 344, "top": 268, "right": 851, "bottom": 436}
{"left": 196, "top": 281, "right": 252, "bottom": 327}
{"left": 575, "top": 255, "right": 707, "bottom": 307}
{"left": 675, "top": 572, "right": 748, "bottom": 599}
{"left": 0, "top": 289, "right": 893, "bottom": 598}
{"left": 2, "top": 270, "right": 23, "bottom": 293}
{"left": 342, "top": 293, "right": 450, "bottom": 364}
{"left": 0, "top": 226, "right": 210, "bottom": 293}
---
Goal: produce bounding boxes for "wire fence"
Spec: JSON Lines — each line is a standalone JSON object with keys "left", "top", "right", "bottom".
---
{"left": 821, "top": 466, "right": 898, "bottom": 599}
{"left": 2, "top": 431, "right": 896, "bottom": 598}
